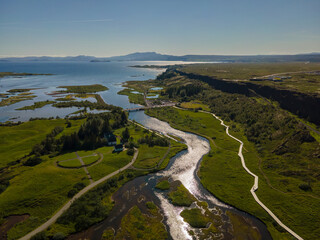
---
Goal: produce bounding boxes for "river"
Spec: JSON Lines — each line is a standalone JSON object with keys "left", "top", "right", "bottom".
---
{"left": 68, "top": 111, "right": 271, "bottom": 240}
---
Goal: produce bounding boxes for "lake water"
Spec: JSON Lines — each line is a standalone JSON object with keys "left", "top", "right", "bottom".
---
{"left": 0, "top": 61, "right": 166, "bottom": 122}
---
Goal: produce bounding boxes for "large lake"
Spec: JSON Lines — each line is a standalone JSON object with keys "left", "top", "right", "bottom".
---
{"left": 0, "top": 61, "right": 170, "bottom": 122}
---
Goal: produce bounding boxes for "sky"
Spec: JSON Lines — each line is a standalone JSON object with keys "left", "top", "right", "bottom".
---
{"left": 0, "top": 0, "right": 319, "bottom": 57}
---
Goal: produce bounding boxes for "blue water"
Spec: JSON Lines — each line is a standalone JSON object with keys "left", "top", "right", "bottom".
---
{"left": 0, "top": 61, "right": 167, "bottom": 122}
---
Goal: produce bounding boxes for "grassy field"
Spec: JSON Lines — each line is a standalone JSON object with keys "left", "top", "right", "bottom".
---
{"left": 133, "top": 145, "right": 168, "bottom": 169}
{"left": 146, "top": 107, "right": 320, "bottom": 239}
{"left": 179, "top": 62, "right": 320, "bottom": 95}
{"left": 0, "top": 118, "right": 89, "bottom": 239}
{"left": 88, "top": 148, "right": 131, "bottom": 181}
{"left": 0, "top": 119, "right": 84, "bottom": 168}
{"left": 180, "top": 101, "right": 210, "bottom": 111}
{"left": 58, "top": 159, "right": 81, "bottom": 168}
{"left": 16, "top": 100, "right": 55, "bottom": 110}
{"left": 82, "top": 155, "right": 100, "bottom": 165}
{"left": 0, "top": 115, "right": 187, "bottom": 239}
{"left": 2, "top": 157, "right": 88, "bottom": 240}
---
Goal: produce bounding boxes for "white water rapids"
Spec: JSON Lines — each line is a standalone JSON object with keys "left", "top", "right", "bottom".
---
{"left": 131, "top": 112, "right": 230, "bottom": 239}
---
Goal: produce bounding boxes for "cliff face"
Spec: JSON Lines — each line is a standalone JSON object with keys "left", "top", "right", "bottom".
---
{"left": 176, "top": 70, "right": 320, "bottom": 125}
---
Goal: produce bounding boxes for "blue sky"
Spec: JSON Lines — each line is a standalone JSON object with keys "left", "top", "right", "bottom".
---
{"left": 0, "top": 0, "right": 319, "bottom": 57}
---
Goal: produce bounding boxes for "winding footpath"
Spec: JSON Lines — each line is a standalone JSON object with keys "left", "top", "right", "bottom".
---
{"left": 204, "top": 111, "right": 304, "bottom": 240}
{"left": 19, "top": 149, "right": 139, "bottom": 240}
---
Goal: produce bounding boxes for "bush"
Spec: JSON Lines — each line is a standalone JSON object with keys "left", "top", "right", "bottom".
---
{"left": 67, "top": 189, "right": 78, "bottom": 198}
{"left": 52, "top": 232, "right": 66, "bottom": 240}
{"left": 73, "top": 182, "right": 86, "bottom": 191}
{"left": 30, "top": 231, "right": 46, "bottom": 240}
{"left": 127, "top": 148, "right": 134, "bottom": 156}
{"left": 24, "top": 157, "right": 42, "bottom": 166}
{"left": 299, "top": 183, "right": 312, "bottom": 191}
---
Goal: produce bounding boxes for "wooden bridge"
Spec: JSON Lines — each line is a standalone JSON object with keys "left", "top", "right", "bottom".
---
{"left": 124, "top": 103, "right": 176, "bottom": 112}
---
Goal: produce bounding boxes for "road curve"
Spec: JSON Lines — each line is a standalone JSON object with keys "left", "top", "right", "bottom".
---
{"left": 205, "top": 111, "right": 304, "bottom": 240}
{"left": 19, "top": 149, "right": 139, "bottom": 240}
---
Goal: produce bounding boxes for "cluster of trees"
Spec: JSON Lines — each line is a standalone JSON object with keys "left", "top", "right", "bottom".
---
{"left": 31, "top": 126, "right": 64, "bottom": 157}
{"left": 138, "top": 132, "right": 169, "bottom": 147}
{"left": 165, "top": 83, "right": 204, "bottom": 100}
{"left": 67, "top": 182, "right": 86, "bottom": 198}
{"left": 29, "top": 111, "right": 128, "bottom": 161}
{"left": 53, "top": 99, "right": 122, "bottom": 111}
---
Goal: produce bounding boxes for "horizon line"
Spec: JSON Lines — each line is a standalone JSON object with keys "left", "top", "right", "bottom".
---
{"left": 1, "top": 51, "right": 320, "bottom": 58}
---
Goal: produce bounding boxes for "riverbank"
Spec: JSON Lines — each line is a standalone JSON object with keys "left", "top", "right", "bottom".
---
{"left": 146, "top": 107, "right": 314, "bottom": 239}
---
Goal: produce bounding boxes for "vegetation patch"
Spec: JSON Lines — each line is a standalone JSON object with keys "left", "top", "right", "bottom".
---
{"left": 180, "top": 208, "right": 210, "bottom": 228}
{"left": 58, "top": 84, "right": 108, "bottom": 93}
{"left": 82, "top": 154, "right": 100, "bottom": 165}
{"left": 180, "top": 101, "right": 210, "bottom": 111}
{"left": 58, "top": 159, "right": 81, "bottom": 168}
{"left": 117, "top": 88, "right": 145, "bottom": 105}
{"left": 16, "top": 100, "right": 55, "bottom": 110}
{"left": 115, "top": 204, "right": 167, "bottom": 240}
{"left": 0, "top": 93, "right": 36, "bottom": 107}
{"left": 155, "top": 180, "right": 170, "bottom": 190}
{"left": 0, "top": 72, "right": 52, "bottom": 78}
{"left": 168, "top": 182, "right": 196, "bottom": 206}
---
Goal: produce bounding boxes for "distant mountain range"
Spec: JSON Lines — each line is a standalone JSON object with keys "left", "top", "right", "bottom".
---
{"left": 1, "top": 52, "right": 320, "bottom": 62}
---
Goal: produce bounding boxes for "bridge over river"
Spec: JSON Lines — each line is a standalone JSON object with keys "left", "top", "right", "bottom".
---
{"left": 124, "top": 103, "right": 176, "bottom": 112}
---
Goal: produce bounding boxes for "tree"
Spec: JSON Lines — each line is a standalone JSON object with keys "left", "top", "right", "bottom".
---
{"left": 122, "top": 127, "right": 130, "bottom": 143}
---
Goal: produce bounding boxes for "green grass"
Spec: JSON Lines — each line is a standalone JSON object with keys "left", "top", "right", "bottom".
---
{"left": 58, "top": 84, "right": 108, "bottom": 93}
{"left": 180, "top": 208, "right": 210, "bottom": 228}
{"left": 88, "top": 147, "right": 131, "bottom": 181}
{"left": 155, "top": 180, "right": 170, "bottom": 190}
{"left": 180, "top": 101, "right": 210, "bottom": 111}
{"left": 0, "top": 119, "right": 83, "bottom": 168}
{"left": 16, "top": 100, "right": 55, "bottom": 110}
{"left": 58, "top": 159, "right": 81, "bottom": 168}
{"left": 133, "top": 145, "right": 168, "bottom": 169}
{"left": 168, "top": 182, "right": 196, "bottom": 207}
{"left": 82, "top": 154, "right": 100, "bottom": 165}
{"left": 115, "top": 205, "right": 167, "bottom": 240}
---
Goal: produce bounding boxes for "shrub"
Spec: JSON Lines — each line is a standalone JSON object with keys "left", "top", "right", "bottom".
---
{"left": 24, "top": 157, "right": 42, "bottom": 166}
{"left": 30, "top": 231, "right": 46, "bottom": 240}
{"left": 127, "top": 148, "right": 134, "bottom": 156}
{"left": 299, "top": 183, "right": 312, "bottom": 191}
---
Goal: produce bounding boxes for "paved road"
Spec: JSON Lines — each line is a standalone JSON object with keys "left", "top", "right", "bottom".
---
{"left": 19, "top": 149, "right": 139, "bottom": 240}
{"left": 203, "top": 110, "right": 304, "bottom": 240}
